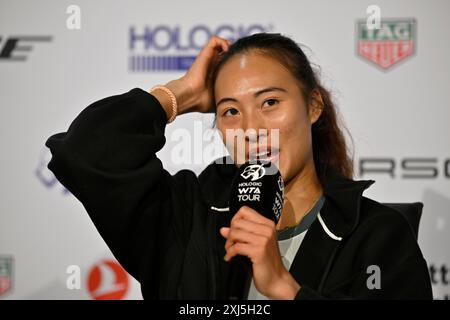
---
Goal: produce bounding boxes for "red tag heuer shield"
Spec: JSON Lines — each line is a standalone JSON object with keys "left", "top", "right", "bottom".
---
{"left": 357, "top": 18, "right": 416, "bottom": 70}
{"left": 0, "top": 256, "right": 13, "bottom": 296}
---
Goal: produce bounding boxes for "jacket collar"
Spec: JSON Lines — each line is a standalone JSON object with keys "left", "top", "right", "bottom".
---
{"left": 199, "top": 157, "right": 375, "bottom": 240}
{"left": 289, "top": 167, "right": 374, "bottom": 293}
{"left": 319, "top": 166, "right": 375, "bottom": 239}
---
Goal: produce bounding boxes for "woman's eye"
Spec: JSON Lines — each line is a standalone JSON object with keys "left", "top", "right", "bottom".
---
{"left": 223, "top": 108, "right": 239, "bottom": 116}
{"left": 263, "top": 99, "right": 279, "bottom": 108}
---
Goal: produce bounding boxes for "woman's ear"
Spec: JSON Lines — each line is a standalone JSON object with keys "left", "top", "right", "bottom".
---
{"left": 309, "top": 89, "right": 324, "bottom": 124}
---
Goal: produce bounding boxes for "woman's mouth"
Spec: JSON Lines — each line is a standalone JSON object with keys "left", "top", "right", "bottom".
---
{"left": 248, "top": 148, "right": 280, "bottom": 164}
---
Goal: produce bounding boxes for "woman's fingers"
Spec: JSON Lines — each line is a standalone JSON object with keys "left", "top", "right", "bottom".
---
{"left": 219, "top": 228, "right": 255, "bottom": 262}
{"left": 198, "top": 36, "right": 230, "bottom": 61}
{"left": 206, "top": 36, "right": 231, "bottom": 53}
{"left": 182, "top": 35, "right": 231, "bottom": 113}
{"left": 224, "top": 227, "right": 265, "bottom": 250}
{"left": 219, "top": 206, "right": 294, "bottom": 298}
{"left": 188, "top": 35, "right": 229, "bottom": 77}
{"left": 220, "top": 217, "right": 272, "bottom": 245}
{"left": 220, "top": 206, "right": 277, "bottom": 256}
{"left": 219, "top": 226, "right": 230, "bottom": 238}
{"left": 230, "top": 216, "right": 273, "bottom": 238}
{"left": 224, "top": 242, "right": 254, "bottom": 262}
{"left": 231, "top": 206, "right": 276, "bottom": 229}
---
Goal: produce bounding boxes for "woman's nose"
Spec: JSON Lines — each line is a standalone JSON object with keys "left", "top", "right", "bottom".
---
{"left": 243, "top": 115, "right": 267, "bottom": 143}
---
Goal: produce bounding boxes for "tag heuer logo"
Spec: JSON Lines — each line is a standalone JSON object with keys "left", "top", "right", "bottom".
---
{"left": 356, "top": 18, "right": 416, "bottom": 70}
{"left": 0, "top": 256, "right": 14, "bottom": 296}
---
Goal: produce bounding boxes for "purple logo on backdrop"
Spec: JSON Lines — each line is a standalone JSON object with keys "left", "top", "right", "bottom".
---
{"left": 128, "top": 24, "right": 273, "bottom": 72}
{"left": 36, "top": 148, "right": 70, "bottom": 195}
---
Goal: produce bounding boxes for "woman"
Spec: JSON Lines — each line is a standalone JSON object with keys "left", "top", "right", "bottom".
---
{"left": 45, "top": 33, "right": 432, "bottom": 299}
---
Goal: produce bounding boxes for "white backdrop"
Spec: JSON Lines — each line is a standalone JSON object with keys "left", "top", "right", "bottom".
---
{"left": 0, "top": 0, "right": 449, "bottom": 299}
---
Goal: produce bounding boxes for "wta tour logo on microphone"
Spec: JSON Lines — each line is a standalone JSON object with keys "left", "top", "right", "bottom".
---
{"left": 238, "top": 164, "right": 265, "bottom": 202}
{"left": 241, "top": 164, "right": 266, "bottom": 181}
{"left": 233, "top": 162, "right": 284, "bottom": 222}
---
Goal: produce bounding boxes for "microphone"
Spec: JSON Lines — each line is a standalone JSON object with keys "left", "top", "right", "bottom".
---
{"left": 226, "top": 160, "right": 284, "bottom": 300}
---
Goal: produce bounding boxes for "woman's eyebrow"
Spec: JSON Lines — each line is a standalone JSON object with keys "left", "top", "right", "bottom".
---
{"left": 216, "top": 87, "right": 287, "bottom": 108}
{"left": 254, "top": 86, "right": 287, "bottom": 97}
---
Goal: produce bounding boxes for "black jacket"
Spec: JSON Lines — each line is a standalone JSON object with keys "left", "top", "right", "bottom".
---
{"left": 45, "top": 88, "right": 433, "bottom": 299}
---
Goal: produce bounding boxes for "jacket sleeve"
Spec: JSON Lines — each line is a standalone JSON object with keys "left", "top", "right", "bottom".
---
{"left": 295, "top": 205, "right": 433, "bottom": 300}
{"left": 45, "top": 88, "right": 203, "bottom": 298}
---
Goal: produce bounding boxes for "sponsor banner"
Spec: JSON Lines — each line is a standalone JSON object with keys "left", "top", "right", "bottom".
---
{"left": 356, "top": 18, "right": 416, "bottom": 70}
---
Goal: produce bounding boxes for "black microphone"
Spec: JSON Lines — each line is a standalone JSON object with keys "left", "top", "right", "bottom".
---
{"left": 226, "top": 160, "right": 284, "bottom": 300}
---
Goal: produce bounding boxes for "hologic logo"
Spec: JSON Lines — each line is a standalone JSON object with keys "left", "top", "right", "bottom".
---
{"left": 87, "top": 259, "right": 129, "bottom": 300}
{"left": 128, "top": 24, "right": 273, "bottom": 72}
{"left": 241, "top": 164, "right": 266, "bottom": 181}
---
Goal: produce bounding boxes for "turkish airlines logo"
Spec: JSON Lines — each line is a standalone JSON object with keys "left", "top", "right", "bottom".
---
{"left": 241, "top": 164, "right": 266, "bottom": 181}
{"left": 87, "top": 259, "right": 129, "bottom": 300}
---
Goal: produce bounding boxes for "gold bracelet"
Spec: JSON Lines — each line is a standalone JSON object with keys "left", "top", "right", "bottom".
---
{"left": 150, "top": 85, "right": 178, "bottom": 123}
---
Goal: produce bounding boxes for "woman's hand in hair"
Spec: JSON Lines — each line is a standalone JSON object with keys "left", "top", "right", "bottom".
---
{"left": 220, "top": 206, "right": 301, "bottom": 299}
{"left": 162, "top": 36, "right": 231, "bottom": 115}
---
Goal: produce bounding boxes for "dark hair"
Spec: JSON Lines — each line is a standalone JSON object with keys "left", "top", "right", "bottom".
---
{"left": 211, "top": 32, "right": 354, "bottom": 181}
